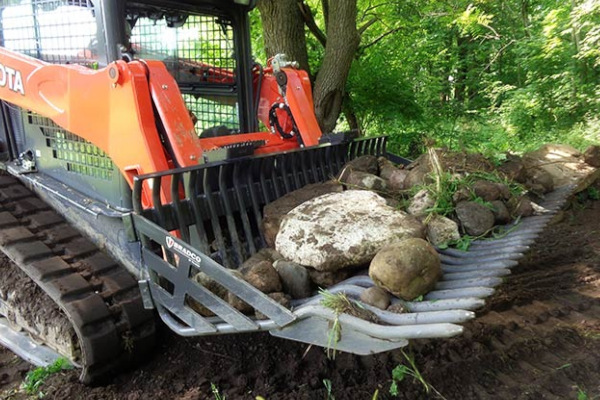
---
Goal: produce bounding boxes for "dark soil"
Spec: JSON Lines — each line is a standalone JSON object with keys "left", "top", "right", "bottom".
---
{"left": 1, "top": 194, "right": 600, "bottom": 400}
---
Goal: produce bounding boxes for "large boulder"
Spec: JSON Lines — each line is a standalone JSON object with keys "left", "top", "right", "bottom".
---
{"left": 275, "top": 190, "right": 425, "bottom": 272}
{"left": 369, "top": 238, "right": 442, "bottom": 301}
{"left": 262, "top": 181, "right": 343, "bottom": 247}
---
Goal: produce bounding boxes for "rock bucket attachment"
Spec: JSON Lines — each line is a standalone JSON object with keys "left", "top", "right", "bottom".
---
{"left": 131, "top": 137, "right": 574, "bottom": 355}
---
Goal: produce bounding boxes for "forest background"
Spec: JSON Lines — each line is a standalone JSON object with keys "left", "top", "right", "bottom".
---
{"left": 252, "top": 0, "right": 600, "bottom": 160}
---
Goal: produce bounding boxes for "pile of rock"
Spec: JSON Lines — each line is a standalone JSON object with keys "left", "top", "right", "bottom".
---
{"left": 191, "top": 144, "right": 600, "bottom": 318}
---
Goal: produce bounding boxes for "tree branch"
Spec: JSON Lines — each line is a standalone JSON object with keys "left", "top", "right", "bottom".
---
{"left": 358, "top": 18, "right": 378, "bottom": 35}
{"left": 360, "top": 26, "right": 402, "bottom": 51}
{"left": 321, "top": 0, "right": 329, "bottom": 32}
{"left": 297, "top": 0, "right": 327, "bottom": 47}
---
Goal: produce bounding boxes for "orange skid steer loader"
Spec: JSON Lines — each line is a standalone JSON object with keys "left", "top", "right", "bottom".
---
{"left": 0, "top": 0, "right": 568, "bottom": 383}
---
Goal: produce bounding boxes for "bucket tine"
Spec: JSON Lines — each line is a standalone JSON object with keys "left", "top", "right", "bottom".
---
{"left": 187, "top": 170, "right": 210, "bottom": 255}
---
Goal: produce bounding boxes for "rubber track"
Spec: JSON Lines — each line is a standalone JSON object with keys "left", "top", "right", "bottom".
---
{"left": 0, "top": 174, "right": 155, "bottom": 383}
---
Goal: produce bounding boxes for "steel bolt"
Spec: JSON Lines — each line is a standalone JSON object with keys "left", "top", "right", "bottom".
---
{"left": 162, "top": 84, "right": 168, "bottom": 90}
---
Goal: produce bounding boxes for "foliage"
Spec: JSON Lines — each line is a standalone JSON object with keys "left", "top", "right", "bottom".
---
{"left": 211, "top": 383, "right": 226, "bottom": 400}
{"left": 323, "top": 379, "right": 335, "bottom": 400}
{"left": 22, "top": 358, "right": 72, "bottom": 397}
{"left": 252, "top": 0, "right": 600, "bottom": 157}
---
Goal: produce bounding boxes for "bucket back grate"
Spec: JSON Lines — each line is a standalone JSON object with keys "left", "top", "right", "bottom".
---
{"left": 133, "top": 136, "right": 388, "bottom": 269}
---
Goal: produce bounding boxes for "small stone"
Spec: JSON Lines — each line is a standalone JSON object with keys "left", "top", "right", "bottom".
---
{"left": 254, "top": 292, "right": 291, "bottom": 320}
{"left": 360, "top": 286, "right": 391, "bottom": 310}
{"left": 340, "top": 155, "right": 379, "bottom": 175}
{"left": 473, "top": 180, "right": 503, "bottom": 202}
{"left": 387, "top": 303, "right": 408, "bottom": 314}
{"left": 227, "top": 292, "right": 253, "bottom": 313}
{"left": 227, "top": 269, "right": 253, "bottom": 313}
{"left": 272, "top": 260, "right": 313, "bottom": 299}
{"left": 426, "top": 215, "right": 460, "bottom": 246}
{"left": 490, "top": 200, "right": 511, "bottom": 225}
{"left": 407, "top": 189, "right": 435, "bottom": 217}
{"left": 189, "top": 272, "right": 228, "bottom": 317}
{"left": 455, "top": 201, "right": 495, "bottom": 236}
{"left": 510, "top": 196, "right": 535, "bottom": 217}
{"left": 527, "top": 169, "right": 554, "bottom": 193}
{"left": 379, "top": 157, "right": 409, "bottom": 191}
{"left": 452, "top": 187, "right": 471, "bottom": 204}
{"left": 369, "top": 238, "right": 442, "bottom": 301}
{"left": 343, "top": 170, "right": 388, "bottom": 191}
{"left": 584, "top": 145, "right": 600, "bottom": 167}
{"left": 239, "top": 248, "right": 284, "bottom": 274}
{"left": 498, "top": 156, "right": 527, "bottom": 182}
{"left": 244, "top": 260, "right": 282, "bottom": 293}
{"left": 308, "top": 269, "right": 352, "bottom": 287}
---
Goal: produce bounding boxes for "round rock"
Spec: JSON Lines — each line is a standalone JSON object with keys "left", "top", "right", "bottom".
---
{"left": 360, "top": 286, "right": 391, "bottom": 310}
{"left": 244, "top": 260, "right": 282, "bottom": 294}
{"left": 369, "top": 238, "right": 442, "bottom": 301}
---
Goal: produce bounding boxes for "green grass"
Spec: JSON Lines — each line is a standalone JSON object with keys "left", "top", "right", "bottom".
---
{"left": 22, "top": 358, "right": 72, "bottom": 397}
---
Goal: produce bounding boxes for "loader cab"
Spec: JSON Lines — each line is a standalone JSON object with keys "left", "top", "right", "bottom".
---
{"left": 117, "top": 0, "right": 259, "bottom": 134}
{"left": 0, "top": 0, "right": 258, "bottom": 210}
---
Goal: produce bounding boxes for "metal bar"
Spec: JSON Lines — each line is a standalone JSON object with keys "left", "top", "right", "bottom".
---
{"left": 203, "top": 168, "right": 231, "bottom": 268}
{"left": 218, "top": 164, "right": 244, "bottom": 265}
{"left": 186, "top": 170, "right": 211, "bottom": 255}
{"left": 232, "top": 162, "right": 256, "bottom": 256}
{"left": 171, "top": 173, "right": 191, "bottom": 243}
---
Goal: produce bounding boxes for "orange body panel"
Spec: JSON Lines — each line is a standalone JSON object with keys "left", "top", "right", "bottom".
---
{"left": 0, "top": 47, "right": 324, "bottom": 206}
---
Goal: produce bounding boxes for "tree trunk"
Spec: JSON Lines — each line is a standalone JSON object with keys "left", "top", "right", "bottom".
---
{"left": 256, "top": 0, "right": 310, "bottom": 73}
{"left": 312, "top": 0, "right": 360, "bottom": 133}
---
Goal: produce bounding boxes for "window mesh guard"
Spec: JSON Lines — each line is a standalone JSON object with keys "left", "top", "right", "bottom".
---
{"left": 0, "top": 0, "right": 97, "bottom": 66}
{"left": 130, "top": 13, "right": 241, "bottom": 134}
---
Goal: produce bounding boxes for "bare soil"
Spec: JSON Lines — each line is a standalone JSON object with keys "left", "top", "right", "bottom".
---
{"left": 1, "top": 192, "right": 600, "bottom": 400}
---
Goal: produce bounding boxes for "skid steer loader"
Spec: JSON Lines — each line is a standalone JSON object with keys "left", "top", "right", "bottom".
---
{"left": 0, "top": 0, "right": 572, "bottom": 384}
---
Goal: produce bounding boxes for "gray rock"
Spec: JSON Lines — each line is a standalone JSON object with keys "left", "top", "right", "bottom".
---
{"left": 227, "top": 292, "right": 253, "bottom": 313}
{"left": 239, "top": 248, "right": 284, "bottom": 274}
{"left": 189, "top": 272, "right": 228, "bottom": 317}
{"left": 272, "top": 260, "right": 313, "bottom": 299}
{"left": 584, "top": 145, "right": 600, "bottom": 167}
{"left": 308, "top": 269, "right": 352, "bottom": 287}
{"left": 426, "top": 215, "right": 460, "bottom": 246}
{"left": 340, "top": 155, "right": 379, "bottom": 175}
{"left": 254, "top": 292, "right": 291, "bottom": 320}
{"left": 360, "top": 286, "right": 391, "bottom": 310}
{"left": 526, "top": 169, "right": 554, "bottom": 194}
{"left": 455, "top": 201, "right": 495, "bottom": 236}
{"left": 243, "top": 260, "right": 282, "bottom": 294}
{"left": 473, "top": 180, "right": 510, "bottom": 201}
{"left": 510, "top": 195, "right": 535, "bottom": 217}
{"left": 227, "top": 270, "right": 253, "bottom": 313}
{"left": 262, "top": 181, "right": 343, "bottom": 247}
{"left": 369, "top": 238, "right": 442, "bottom": 301}
{"left": 452, "top": 187, "right": 471, "bottom": 204}
{"left": 343, "top": 170, "right": 388, "bottom": 192}
{"left": 275, "top": 190, "right": 426, "bottom": 271}
{"left": 498, "top": 156, "right": 527, "bottom": 183}
{"left": 407, "top": 189, "right": 435, "bottom": 217}
{"left": 379, "top": 157, "right": 409, "bottom": 191}
{"left": 491, "top": 200, "right": 511, "bottom": 224}
{"left": 404, "top": 163, "right": 431, "bottom": 188}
